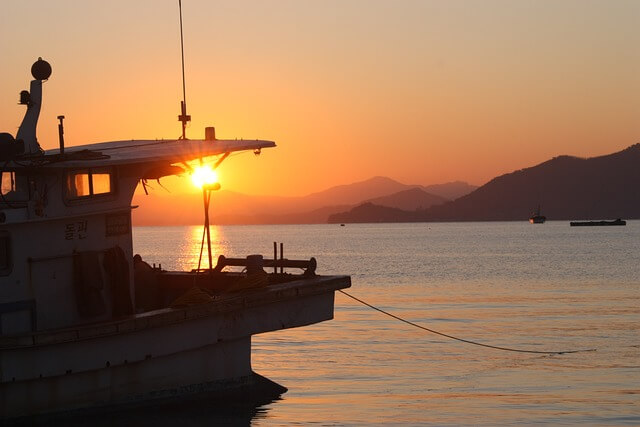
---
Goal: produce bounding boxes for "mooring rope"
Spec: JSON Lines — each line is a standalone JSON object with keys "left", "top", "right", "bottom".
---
{"left": 338, "top": 290, "right": 596, "bottom": 355}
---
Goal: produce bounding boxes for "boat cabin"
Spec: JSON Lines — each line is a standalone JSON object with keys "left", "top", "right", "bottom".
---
{"left": 0, "top": 59, "right": 274, "bottom": 335}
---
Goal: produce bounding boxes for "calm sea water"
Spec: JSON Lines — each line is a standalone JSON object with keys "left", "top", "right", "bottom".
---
{"left": 131, "top": 222, "right": 639, "bottom": 426}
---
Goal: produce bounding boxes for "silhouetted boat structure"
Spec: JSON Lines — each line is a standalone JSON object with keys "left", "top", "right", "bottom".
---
{"left": 570, "top": 219, "right": 626, "bottom": 227}
{"left": 0, "top": 59, "right": 350, "bottom": 420}
{"left": 529, "top": 206, "right": 546, "bottom": 224}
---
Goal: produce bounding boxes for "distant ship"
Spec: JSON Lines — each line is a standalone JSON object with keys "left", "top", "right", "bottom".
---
{"left": 570, "top": 218, "right": 626, "bottom": 227}
{"left": 529, "top": 206, "right": 546, "bottom": 224}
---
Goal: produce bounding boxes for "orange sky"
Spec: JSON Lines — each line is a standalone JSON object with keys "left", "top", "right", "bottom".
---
{"left": 1, "top": 0, "right": 639, "bottom": 197}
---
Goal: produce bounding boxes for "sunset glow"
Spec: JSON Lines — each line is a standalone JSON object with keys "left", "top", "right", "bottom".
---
{"left": 191, "top": 165, "right": 219, "bottom": 189}
{"left": 1, "top": 1, "right": 639, "bottom": 200}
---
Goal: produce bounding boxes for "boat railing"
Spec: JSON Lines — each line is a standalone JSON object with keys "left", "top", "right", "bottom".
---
{"left": 210, "top": 254, "right": 317, "bottom": 276}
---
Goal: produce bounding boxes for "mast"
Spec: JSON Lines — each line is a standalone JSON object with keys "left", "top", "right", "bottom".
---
{"left": 177, "top": 0, "right": 190, "bottom": 139}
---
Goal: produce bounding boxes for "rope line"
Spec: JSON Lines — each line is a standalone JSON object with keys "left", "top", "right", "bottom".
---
{"left": 338, "top": 290, "right": 596, "bottom": 355}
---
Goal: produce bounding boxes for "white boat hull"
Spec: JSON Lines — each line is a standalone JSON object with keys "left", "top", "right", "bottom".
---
{"left": 1, "top": 276, "right": 349, "bottom": 419}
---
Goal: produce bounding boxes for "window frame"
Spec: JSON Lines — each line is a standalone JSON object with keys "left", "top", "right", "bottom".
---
{"left": 64, "top": 167, "right": 117, "bottom": 202}
{"left": 0, "top": 170, "right": 30, "bottom": 204}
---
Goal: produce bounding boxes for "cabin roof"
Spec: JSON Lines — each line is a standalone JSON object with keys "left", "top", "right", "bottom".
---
{"left": 35, "top": 138, "right": 275, "bottom": 168}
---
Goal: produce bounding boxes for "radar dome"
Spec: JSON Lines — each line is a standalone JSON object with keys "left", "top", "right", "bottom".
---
{"left": 31, "top": 57, "right": 52, "bottom": 80}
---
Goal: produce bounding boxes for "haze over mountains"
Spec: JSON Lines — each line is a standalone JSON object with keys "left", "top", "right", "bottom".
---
{"left": 133, "top": 144, "right": 640, "bottom": 225}
{"left": 132, "top": 177, "right": 475, "bottom": 225}
{"left": 366, "top": 188, "right": 448, "bottom": 211}
{"left": 329, "top": 144, "right": 640, "bottom": 223}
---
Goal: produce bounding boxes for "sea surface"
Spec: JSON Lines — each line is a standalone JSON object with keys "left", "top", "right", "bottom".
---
{"left": 130, "top": 222, "right": 639, "bottom": 426}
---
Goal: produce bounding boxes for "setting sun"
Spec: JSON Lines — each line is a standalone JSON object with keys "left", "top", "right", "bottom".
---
{"left": 191, "top": 165, "right": 219, "bottom": 188}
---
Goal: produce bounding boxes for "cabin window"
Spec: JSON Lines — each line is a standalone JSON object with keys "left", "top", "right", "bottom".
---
{"left": 66, "top": 167, "right": 114, "bottom": 199}
{"left": 70, "top": 170, "right": 91, "bottom": 197}
{"left": 92, "top": 172, "right": 112, "bottom": 194}
{"left": 0, "top": 171, "right": 28, "bottom": 202}
{"left": 1, "top": 171, "right": 15, "bottom": 194}
{"left": 0, "top": 232, "right": 11, "bottom": 275}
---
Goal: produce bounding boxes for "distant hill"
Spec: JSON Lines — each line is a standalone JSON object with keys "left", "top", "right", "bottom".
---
{"left": 300, "top": 176, "right": 417, "bottom": 207}
{"left": 133, "top": 176, "right": 475, "bottom": 225}
{"left": 213, "top": 205, "right": 352, "bottom": 225}
{"left": 424, "top": 144, "right": 640, "bottom": 221}
{"left": 423, "top": 181, "right": 477, "bottom": 200}
{"left": 328, "top": 203, "right": 419, "bottom": 224}
{"left": 366, "top": 188, "right": 447, "bottom": 211}
{"left": 309, "top": 177, "right": 476, "bottom": 204}
{"left": 328, "top": 144, "right": 640, "bottom": 223}
{"left": 138, "top": 141, "right": 640, "bottom": 226}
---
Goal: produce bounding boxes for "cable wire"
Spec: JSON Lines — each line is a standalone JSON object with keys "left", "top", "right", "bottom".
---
{"left": 339, "top": 290, "right": 596, "bottom": 355}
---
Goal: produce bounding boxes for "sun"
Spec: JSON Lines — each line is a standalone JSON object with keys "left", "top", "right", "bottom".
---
{"left": 191, "top": 165, "right": 219, "bottom": 188}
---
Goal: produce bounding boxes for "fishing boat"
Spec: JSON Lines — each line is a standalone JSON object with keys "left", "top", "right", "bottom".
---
{"left": 570, "top": 218, "right": 626, "bottom": 227}
{"left": 529, "top": 205, "right": 546, "bottom": 224}
{"left": 0, "top": 58, "right": 351, "bottom": 420}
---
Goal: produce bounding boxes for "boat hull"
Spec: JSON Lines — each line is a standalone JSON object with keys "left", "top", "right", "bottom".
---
{"left": 1, "top": 275, "right": 350, "bottom": 419}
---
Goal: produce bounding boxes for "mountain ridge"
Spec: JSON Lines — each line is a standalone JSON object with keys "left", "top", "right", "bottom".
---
{"left": 329, "top": 143, "right": 640, "bottom": 223}
{"left": 426, "top": 143, "right": 640, "bottom": 221}
{"left": 365, "top": 188, "right": 448, "bottom": 211}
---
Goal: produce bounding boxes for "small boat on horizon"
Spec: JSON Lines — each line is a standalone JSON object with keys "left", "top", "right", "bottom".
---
{"left": 529, "top": 206, "right": 546, "bottom": 224}
{"left": 570, "top": 218, "right": 626, "bottom": 227}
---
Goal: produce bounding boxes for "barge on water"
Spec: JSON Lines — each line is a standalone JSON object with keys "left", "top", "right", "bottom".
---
{"left": 569, "top": 219, "right": 626, "bottom": 227}
{"left": 0, "top": 59, "right": 350, "bottom": 420}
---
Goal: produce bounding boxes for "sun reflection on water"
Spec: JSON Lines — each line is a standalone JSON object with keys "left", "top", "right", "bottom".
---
{"left": 133, "top": 225, "right": 235, "bottom": 272}
{"left": 183, "top": 225, "right": 228, "bottom": 271}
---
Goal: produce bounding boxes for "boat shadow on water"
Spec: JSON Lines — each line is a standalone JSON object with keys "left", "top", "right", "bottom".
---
{"left": 8, "top": 372, "right": 284, "bottom": 427}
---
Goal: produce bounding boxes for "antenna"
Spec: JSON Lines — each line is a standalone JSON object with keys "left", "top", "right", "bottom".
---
{"left": 178, "top": 0, "right": 191, "bottom": 139}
